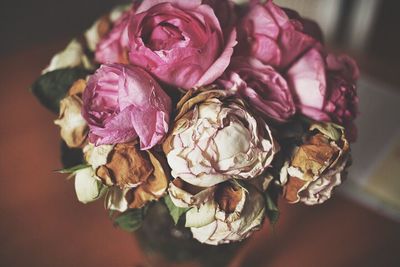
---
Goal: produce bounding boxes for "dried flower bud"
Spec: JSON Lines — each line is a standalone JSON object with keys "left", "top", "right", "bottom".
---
{"left": 280, "top": 123, "right": 350, "bottom": 205}
{"left": 85, "top": 142, "right": 169, "bottom": 209}
{"left": 169, "top": 179, "right": 265, "bottom": 245}
{"left": 54, "top": 79, "right": 88, "bottom": 148}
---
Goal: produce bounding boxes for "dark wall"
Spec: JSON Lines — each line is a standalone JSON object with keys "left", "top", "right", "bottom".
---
{"left": 0, "top": 0, "right": 127, "bottom": 55}
{"left": 367, "top": 0, "right": 400, "bottom": 65}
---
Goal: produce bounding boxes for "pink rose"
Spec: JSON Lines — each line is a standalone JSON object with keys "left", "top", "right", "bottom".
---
{"left": 127, "top": 0, "right": 237, "bottom": 89}
{"left": 236, "top": 0, "right": 316, "bottom": 69}
{"left": 287, "top": 48, "right": 359, "bottom": 140}
{"left": 82, "top": 64, "right": 172, "bottom": 149}
{"left": 95, "top": 8, "right": 134, "bottom": 64}
{"left": 219, "top": 57, "right": 295, "bottom": 122}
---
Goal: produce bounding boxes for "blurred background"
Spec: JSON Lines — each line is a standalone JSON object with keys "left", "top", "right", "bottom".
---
{"left": 0, "top": 0, "right": 399, "bottom": 266}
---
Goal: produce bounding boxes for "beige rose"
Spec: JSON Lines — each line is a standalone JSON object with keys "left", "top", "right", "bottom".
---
{"left": 163, "top": 89, "right": 278, "bottom": 187}
{"left": 74, "top": 167, "right": 106, "bottom": 204}
{"left": 54, "top": 79, "right": 88, "bottom": 148}
{"left": 169, "top": 178, "right": 265, "bottom": 245}
{"left": 280, "top": 123, "right": 350, "bottom": 205}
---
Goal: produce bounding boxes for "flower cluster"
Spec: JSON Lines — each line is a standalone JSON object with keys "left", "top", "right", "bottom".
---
{"left": 34, "top": 0, "right": 358, "bottom": 246}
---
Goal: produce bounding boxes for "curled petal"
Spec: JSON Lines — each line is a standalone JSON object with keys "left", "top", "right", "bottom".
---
{"left": 164, "top": 90, "right": 278, "bottom": 187}
{"left": 280, "top": 123, "right": 350, "bottom": 205}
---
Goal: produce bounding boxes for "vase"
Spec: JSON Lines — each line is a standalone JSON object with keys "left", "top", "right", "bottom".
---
{"left": 135, "top": 201, "right": 245, "bottom": 267}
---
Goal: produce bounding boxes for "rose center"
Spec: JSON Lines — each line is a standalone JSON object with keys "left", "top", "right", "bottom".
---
{"left": 143, "top": 22, "right": 185, "bottom": 51}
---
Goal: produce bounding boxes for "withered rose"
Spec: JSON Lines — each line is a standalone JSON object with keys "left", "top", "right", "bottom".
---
{"left": 54, "top": 79, "right": 88, "bottom": 148}
{"left": 84, "top": 142, "right": 169, "bottom": 210}
{"left": 280, "top": 123, "right": 350, "bottom": 205}
{"left": 163, "top": 90, "right": 278, "bottom": 187}
{"left": 169, "top": 178, "right": 265, "bottom": 245}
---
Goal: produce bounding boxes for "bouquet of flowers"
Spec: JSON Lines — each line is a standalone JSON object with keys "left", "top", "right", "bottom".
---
{"left": 32, "top": 0, "right": 359, "bottom": 249}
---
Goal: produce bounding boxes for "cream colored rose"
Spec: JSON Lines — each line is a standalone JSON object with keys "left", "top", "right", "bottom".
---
{"left": 54, "top": 79, "right": 88, "bottom": 148}
{"left": 169, "top": 178, "right": 265, "bottom": 245}
{"left": 74, "top": 167, "right": 106, "bottom": 204}
{"left": 163, "top": 90, "right": 278, "bottom": 187}
{"left": 42, "top": 40, "right": 92, "bottom": 74}
{"left": 84, "top": 142, "right": 169, "bottom": 210}
{"left": 280, "top": 123, "right": 350, "bottom": 205}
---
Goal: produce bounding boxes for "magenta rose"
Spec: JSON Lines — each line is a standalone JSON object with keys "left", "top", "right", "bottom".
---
{"left": 127, "top": 0, "right": 237, "bottom": 89}
{"left": 287, "top": 48, "right": 359, "bottom": 140}
{"left": 236, "top": 0, "right": 317, "bottom": 69}
{"left": 219, "top": 57, "right": 295, "bottom": 122}
{"left": 82, "top": 64, "right": 172, "bottom": 149}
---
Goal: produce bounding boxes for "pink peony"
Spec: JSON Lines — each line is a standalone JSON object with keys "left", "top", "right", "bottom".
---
{"left": 287, "top": 48, "right": 359, "bottom": 140}
{"left": 127, "top": 0, "right": 237, "bottom": 89}
{"left": 219, "top": 57, "right": 295, "bottom": 122}
{"left": 82, "top": 64, "right": 172, "bottom": 149}
{"left": 95, "top": 10, "right": 132, "bottom": 64}
{"left": 236, "top": 0, "right": 316, "bottom": 69}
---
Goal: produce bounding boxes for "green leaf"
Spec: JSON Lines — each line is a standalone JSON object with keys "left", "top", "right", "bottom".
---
{"left": 265, "top": 194, "right": 279, "bottom": 226}
{"left": 30, "top": 67, "right": 89, "bottom": 113}
{"left": 163, "top": 195, "right": 190, "bottom": 225}
{"left": 56, "top": 164, "right": 90, "bottom": 174}
{"left": 264, "top": 188, "right": 280, "bottom": 227}
{"left": 113, "top": 208, "right": 145, "bottom": 232}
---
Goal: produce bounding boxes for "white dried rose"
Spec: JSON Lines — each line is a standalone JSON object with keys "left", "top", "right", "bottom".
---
{"left": 163, "top": 90, "right": 278, "bottom": 187}
{"left": 42, "top": 39, "right": 92, "bottom": 74}
{"left": 280, "top": 123, "right": 350, "bottom": 205}
{"left": 169, "top": 178, "right": 265, "bottom": 245}
{"left": 54, "top": 80, "right": 88, "bottom": 148}
{"left": 74, "top": 167, "right": 106, "bottom": 204}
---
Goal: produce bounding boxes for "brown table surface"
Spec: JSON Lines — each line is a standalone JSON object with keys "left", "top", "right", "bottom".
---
{"left": 0, "top": 40, "right": 399, "bottom": 267}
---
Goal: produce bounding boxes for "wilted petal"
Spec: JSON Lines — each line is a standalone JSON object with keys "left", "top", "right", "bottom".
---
{"left": 96, "top": 143, "right": 154, "bottom": 188}
{"left": 126, "top": 151, "right": 169, "bottom": 209}
{"left": 106, "top": 187, "right": 130, "bottom": 212}
{"left": 42, "top": 40, "right": 92, "bottom": 73}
